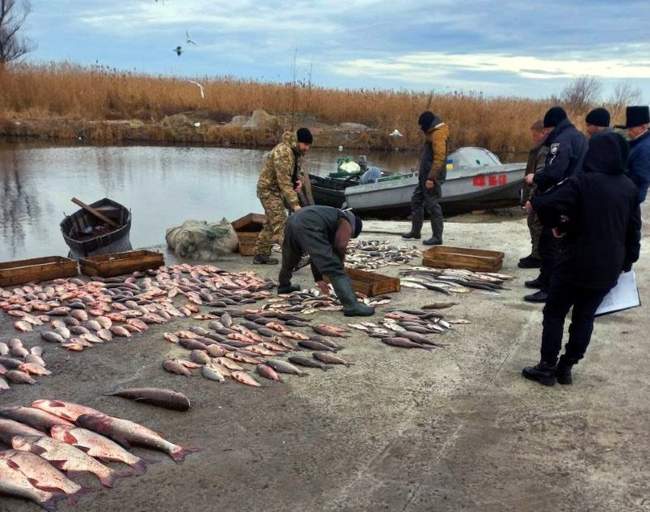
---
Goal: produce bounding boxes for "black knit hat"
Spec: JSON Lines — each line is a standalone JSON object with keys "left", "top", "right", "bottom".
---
{"left": 418, "top": 111, "right": 441, "bottom": 133}
{"left": 543, "top": 106, "right": 568, "bottom": 128}
{"left": 584, "top": 132, "right": 629, "bottom": 175}
{"left": 623, "top": 106, "right": 650, "bottom": 129}
{"left": 296, "top": 127, "right": 313, "bottom": 144}
{"left": 585, "top": 108, "right": 610, "bottom": 128}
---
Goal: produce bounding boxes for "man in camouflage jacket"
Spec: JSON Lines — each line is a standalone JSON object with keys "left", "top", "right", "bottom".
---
{"left": 253, "top": 128, "right": 313, "bottom": 264}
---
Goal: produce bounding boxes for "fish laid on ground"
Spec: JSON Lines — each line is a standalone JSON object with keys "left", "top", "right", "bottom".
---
{"left": 162, "top": 359, "right": 193, "bottom": 377}
{"left": 298, "top": 340, "right": 338, "bottom": 352}
{"left": 106, "top": 388, "right": 191, "bottom": 411}
{"left": 51, "top": 425, "right": 146, "bottom": 474}
{"left": 0, "top": 449, "right": 82, "bottom": 496}
{"left": 76, "top": 414, "right": 196, "bottom": 463}
{"left": 31, "top": 400, "right": 103, "bottom": 423}
{"left": 0, "top": 406, "right": 74, "bottom": 432}
{"left": 0, "top": 377, "right": 9, "bottom": 391}
{"left": 231, "top": 371, "right": 261, "bottom": 387}
{"left": 381, "top": 337, "right": 432, "bottom": 350}
{"left": 0, "top": 456, "right": 64, "bottom": 511}
{"left": 5, "top": 370, "right": 36, "bottom": 384}
{"left": 312, "top": 324, "right": 348, "bottom": 337}
{"left": 12, "top": 435, "right": 120, "bottom": 488}
{"left": 255, "top": 364, "right": 282, "bottom": 382}
{"left": 288, "top": 356, "right": 330, "bottom": 371}
{"left": 40, "top": 331, "right": 65, "bottom": 344}
{"left": 265, "top": 358, "right": 307, "bottom": 376}
{"left": 422, "top": 302, "right": 459, "bottom": 310}
{"left": 14, "top": 321, "right": 33, "bottom": 332}
{"left": 0, "top": 418, "right": 44, "bottom": 445}
{"left": 312, "top": 352, "right": 353, "bottom": 366}
{"left": 201, "top": 365, "right": 226, "bottom": 382}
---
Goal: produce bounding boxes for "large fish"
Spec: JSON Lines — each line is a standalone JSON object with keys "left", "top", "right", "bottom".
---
{"left": 162, "top": 359, "right": 192, "bottom": 377}
{"left": 0, "top": 418, "right": 43, "bottom": 445}
{"left": 312, "top": 352, "right": 353, "bottom": 366}
{"left": 0, "top": 449, "right": 82, "bottom": 496}
{"left": 105, "top": 388, "right": 191, "bottom": 411}
{"left": 231, "top": 371, "right": 261, "bottom": 387}
{"left": 76, "top": 414, "right": 196, "bottom": 462}
{"left": 12, "top": 435, "right": 121, "bottom": 487}
{"left": 0, "top": 407, "right": 74, "bottom": 432}
{"left": 51, "top": 425, "right": 146, "bottom": 474}
{"left": 31, "top": 400, "right": 103, "bottom": 423}
{"left": 265, "top": 358, "right": 307, "bottom": 376}
{"left": 0, "top": 456, "right": 64, "bottom": 511}
{"left": 288, "top": 356, "right": 330, "bottom": 371}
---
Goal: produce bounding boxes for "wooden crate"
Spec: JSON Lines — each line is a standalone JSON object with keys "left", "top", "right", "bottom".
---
{"left": 80, "top": 250, "right": 164, "bottom": 278}
{"left": 422, "top": 246, "right": 504, "bottom": 272}
{"left": 326, "top": 268, "right": 400, "bottom": 297}
{"left": 231, "top": 213, "right": 266, "bottom": 232}
{"left": 236, "top": 231, "right": 259, "bottom": 256}
{"left": 0, "top": 256, "right": 78, "bottom": 287}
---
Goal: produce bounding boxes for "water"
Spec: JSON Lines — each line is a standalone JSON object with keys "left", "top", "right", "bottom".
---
{"left": 0, "top": 143, "right": 418, "bottom": 261}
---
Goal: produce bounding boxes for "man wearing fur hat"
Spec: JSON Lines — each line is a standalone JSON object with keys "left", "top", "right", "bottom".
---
{"left": 623, "top": 106, "right": 650, "bottom": 203}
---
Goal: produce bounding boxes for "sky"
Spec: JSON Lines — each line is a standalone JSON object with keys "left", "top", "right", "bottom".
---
{"left": 22, "top": 0, "right": 650, "bottom": 101}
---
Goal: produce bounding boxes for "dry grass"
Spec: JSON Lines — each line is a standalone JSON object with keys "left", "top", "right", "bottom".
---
{"left": 0, "top": 62, "right": 575, "bottom": 153}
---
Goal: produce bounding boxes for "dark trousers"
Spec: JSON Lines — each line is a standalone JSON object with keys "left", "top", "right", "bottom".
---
{"left": 541, "top": 278, "right": 610, "bottom": 365}
{"left": 537, "top": 227, "right": 559, "bottom": 290}
{"left": 279, "top": 219, "right": 345, "bottom": 287}
{"left": 410, "top": 182, "right": 443, "bottom": 242}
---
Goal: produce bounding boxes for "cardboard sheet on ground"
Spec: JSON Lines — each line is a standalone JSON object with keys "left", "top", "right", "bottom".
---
{"left": 596, "top": 271, "right": 641, "bottom": 316}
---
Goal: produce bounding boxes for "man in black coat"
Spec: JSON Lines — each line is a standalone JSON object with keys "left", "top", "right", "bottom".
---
{"left": 524, "top": 107, "right": 588, "bottom": 303}
{"left": 522, "top": 132, "right": 642, "bottom": 386}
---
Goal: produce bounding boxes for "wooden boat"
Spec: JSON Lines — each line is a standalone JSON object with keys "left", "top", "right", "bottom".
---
{"left": 60, "top": 198, "right": 132, "bottom": 258}
{"left": 311, "top": 147, "right": 526, "bottom": 218}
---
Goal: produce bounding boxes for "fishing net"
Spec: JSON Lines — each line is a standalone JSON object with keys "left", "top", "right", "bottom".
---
{"left": 165, "top": 219, "right": 239, "bottom": 261}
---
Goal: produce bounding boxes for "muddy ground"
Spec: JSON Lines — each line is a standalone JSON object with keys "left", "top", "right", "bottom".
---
{"left": 1, "top": 215, "right": 649, "bottom": 512}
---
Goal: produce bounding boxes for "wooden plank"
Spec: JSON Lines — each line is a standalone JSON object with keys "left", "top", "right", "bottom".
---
{"left": 232, "top": 213, "right": 266, "bottom": 232}
{"left": 423, "top": 245, "right": 503, "bottom": 272}
{"left": 0, "top": 257, "right": 78, "bottom": 286}
{"left": 71, "top": 197, "right": 119, "bottom": 228}
{"left": 80, "top": 250, "right": 164, "bottom": 278}
{"left": 325, "top": 268, "right": 400, "bottom": 297}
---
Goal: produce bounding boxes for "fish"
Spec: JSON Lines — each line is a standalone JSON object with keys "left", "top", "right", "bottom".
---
{"left": 0, "top": 377, "right": 9, "bottom": 391}
{"left": 190, "top": 350, "right": 211, "bottom": 365}
{"left": 298, "top": 340, "right": 338, "bottom": 352}
{"left": 288, "top": 356, "right": 330, "bottom": 371}
{"left": 201, "top": 365, "right": 226, "bottom": 382}
{"left": 5, "top": 369, "right": 36, "bottom": 384}
{"left": 110, "top": 326, "right": 131, "bottom": 338}
{"left": 206, "top": 345, "right": 227, "bottom": 358}
{"left": 381, "top": 337, "right": 432, "bottom": 350}
{"left": 51, "top": 425, "right": 146, "bottom": 474}
{"left": 162, "top": 359, "right": 193, "bottom": 377}
{"left": 76, "top": 414, "right": 196, "bottom": 462}
{"left": 400, "top": 331, "right": 443, "bottom": 347}
{"left": 312, "top": 352, "right": 353, "bottom": 366}
{"left": 12, "top": 435, "right": 120, "bottom": 488}
{"left": 231, "top": 371, "right": 261, "bottom": 387}
{"left": 14, "top": 321, "right": 33, "bottom": 332}
{"left": 0, "top": 342, "right": 8, "bottom": 355}
{"left": 265, "top": 358, "right": 307, "bottom": 376}
{"left": 31, "top": 400, "right": 104, "bottom": 423}
{"left": 312, "top": 324, "right": 348, "bottom": 337}
{"left": 40, "top": 331, "right": 65, "bottom": 344}
{"left": 214, "top": 357, "right": 243, "bottom": 371}
{"left": 106, "top": 388, "right": 191, "bottom": 411}
{"left": 0, "top": 449, "right": 82, "bottom": 496}
{"left": 163, "top": 332, "right": 179, "bottom": 343}
{"left": 256, "top": 364, "right": 282, "bottom": 381}
{"left": 18, "top": 363, "right": 51, "bottom": 376}
{"left": 0, "top": 418, "right": 44, "bottom": 445}
{"left": 0, "top": 406, "right": 74, "bottom": 432}
{"left": 179, "top": 338, "right": 208, "bottom": 351}
{"left": 422, "top": 302, "right": 459, "bottom": 310}
{"left": 0, "top": 456, "right": 64, "bottom": 511}
{"left": 400, "top": 281, "right": 427, "bottom": 290}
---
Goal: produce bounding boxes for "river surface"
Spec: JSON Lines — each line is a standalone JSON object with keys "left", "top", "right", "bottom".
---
{"left": 0, "top": 143, "right": 420, "bottom": 261}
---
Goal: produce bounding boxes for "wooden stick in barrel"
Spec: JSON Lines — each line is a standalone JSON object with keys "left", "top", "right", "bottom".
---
{"left": 71, "top": 197, "right": 119, "bottom": 228}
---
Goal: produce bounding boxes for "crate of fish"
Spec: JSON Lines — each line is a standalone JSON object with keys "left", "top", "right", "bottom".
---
{"left": 422, "top": 246, "right": 504, "bottom": 272}
{"left": 79, "top": 250, "right": 164, "bottom": 278}
{"left": 326, "top": 268, "right": 400, "bottom": 297}
{"left": 0, "top": 256, "right": 79, "bottom": 287}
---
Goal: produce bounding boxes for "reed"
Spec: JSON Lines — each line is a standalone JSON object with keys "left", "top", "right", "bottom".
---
{"left": 0, "top": 62, "right": 576, "bottom": 154}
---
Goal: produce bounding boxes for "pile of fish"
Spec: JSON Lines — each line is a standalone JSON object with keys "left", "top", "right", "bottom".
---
{"left": 348, "top": 309, "right": 469, "bottom": 351}
{"left": 0, "top": 265, "right": 275, "bottom": 353}
{"left": 399, "top": 267, "right": 513, "bottom": 294}
{"left": 0, "top": 339, "right": 50, "bottom": 391}
{"left": 163, "top": 310, "right": 352, "bottom": 386}
{"left": 264, "top": 287, "right": 391, "bottom": 315}
{"left": 0, "top": 400, "right": 196, "bottom": 510}
{"left": 346, "top": 240, "right": 421, "bottom": 270}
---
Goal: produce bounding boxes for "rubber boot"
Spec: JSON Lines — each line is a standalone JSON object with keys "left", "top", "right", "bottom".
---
{"left": 253, "top": 254, "right": 279, "bottom": 265}
{"left": 277, "top": 283, "right": 301, "bottom": 294}
{"left": 329, "top": 275, "right": 375, "bottom": 317}
{"left": 522, "top": 360, "right": 557, "bottom": 386}
{"left": 556, "top": 356, "right": 575, "bottom": 385}
{"left": 402, "top": 215, "right": 423, "bottom": 240}
{"left": 423, "top": 217, "right": 443, "bottom": 246}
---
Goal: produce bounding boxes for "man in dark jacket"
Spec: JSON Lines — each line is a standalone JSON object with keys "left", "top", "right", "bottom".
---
{"left": 522, "top": 132, "right": 642, "bottom": 386}
{"left": 624, "top": 106, "right": 650, "bottom": 203}
{"left": 585, "top": 107, "right": 611, "bottom": 138}
{"left": 278, "top": 205, "right": 374, "bottom": 317}
{"left": 524, "top": 107, "right": 588, "bottom": 303}
{"left": 402, "top": 111, "right": 449, "bottom": 246}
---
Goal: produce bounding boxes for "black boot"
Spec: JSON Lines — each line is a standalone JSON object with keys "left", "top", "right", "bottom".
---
{"left": 522, "top": 360, "right": 557, "bottom": 386}
{"left": 402, "top": 232, "right": 421, "bottom": 240}
{"left": 519, "top": 255, "right": 542, "bottom": 269}
{"left": 525, "top": 276, "right": 543, "bottom": 289}
{"left": 556, "top": 356, "right": 576, "bottom": 385}
{"left": 329, "top": 275, "right": 375, "bottom": 317}
{"left": 524, "top": 290, "right": 548, "bottom": 303}
{"left": 277, "top": 283, "right": 301, "bottom": 294}
{"left": 253, "top": 254, "right": 279, "bottom": 265}
{"left": 422, "top": 237, "right": 442, "bottom": 246}
{"left": 402, "top": 215, "right": 423, "bottom": 240}
{"left": 423, "top": 217, "right": 443, "bottom": 246}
